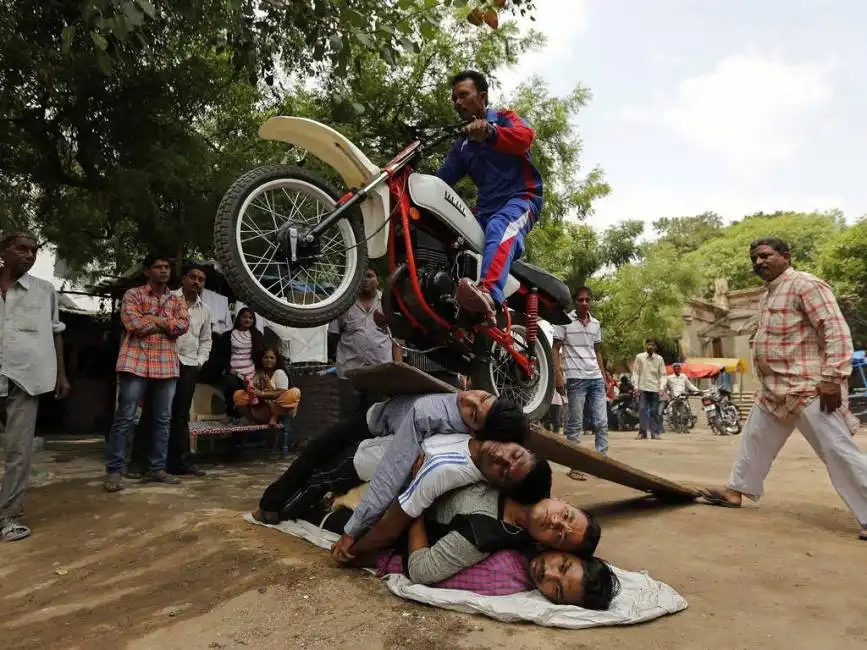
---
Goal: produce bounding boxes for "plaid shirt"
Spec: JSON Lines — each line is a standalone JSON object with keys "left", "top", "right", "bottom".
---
{"left": 116, "top": 285, "right": 190, "bottom": 379}
{"left": 376, "top": 549, "right": 533, "bottom": 596}
{"left": 753, "top": 267, "right": 858, "bottom": 432}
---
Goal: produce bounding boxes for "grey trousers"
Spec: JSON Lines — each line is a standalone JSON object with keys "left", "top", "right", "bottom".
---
{"left": 0, "top": 383, "right": 40, "bottom": 519}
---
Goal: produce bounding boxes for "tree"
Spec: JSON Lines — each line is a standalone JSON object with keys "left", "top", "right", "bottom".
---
{"left": 818, "top": 218, "right": 867, "bottom": 349}
{"left": 591, "top": 243, "right": 702, "bottom": 365}
{"left": 684, "top": 210, "right": 845, "bottom": 297}
{"left": 653, "top": 211, "right": 723, "bottom": 255}
{"left": 0, "top": 0, "right": 540, "bottom": 277}
{"left": 600, "top": 219, "right": 644, "bottom": 268}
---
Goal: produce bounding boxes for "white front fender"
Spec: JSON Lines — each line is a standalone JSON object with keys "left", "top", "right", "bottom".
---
{"left": 258, "top": 117, "right": 390, "bottom": 259}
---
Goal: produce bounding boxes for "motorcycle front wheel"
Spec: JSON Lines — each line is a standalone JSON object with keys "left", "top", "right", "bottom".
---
{"left": 471, "top": 321, "right": 554, "bottom": 423}
{"left": 214, "top": 165, "right": 368, "bottom": 327}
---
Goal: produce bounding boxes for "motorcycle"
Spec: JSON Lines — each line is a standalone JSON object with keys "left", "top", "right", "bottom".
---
{"left": 664, "top": 392, "right": 699, "bottom": 434}
{"left": 214, "top": 118, "right": 571, "bottom": 421}
{"left": 700, "top": 386, "right": 742, "bottom": 435}
{"left": 610, "top": 393, "right": 640, "bottom": 431}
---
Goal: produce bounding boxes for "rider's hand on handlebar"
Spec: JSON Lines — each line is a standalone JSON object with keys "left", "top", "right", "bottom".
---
{"left": 465, "top": 118, "right": 491, "bottom": 143}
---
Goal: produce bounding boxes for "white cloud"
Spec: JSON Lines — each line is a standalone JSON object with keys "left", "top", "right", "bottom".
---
{"left": 497, "top": 0, "right": 588, "bottom": 95}
{"left": 587, "top": 185, "right": 853, "bottom": 233}
{"left": 659, "top": 54, "right": 833, "bottom": 175}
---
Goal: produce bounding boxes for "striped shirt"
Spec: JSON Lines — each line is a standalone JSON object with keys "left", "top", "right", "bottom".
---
{"left": 229, "top": 329, "right": 255, "bottom": 378}
{"left": 116, "top": 285, "right": 189, "bottom": 379}
{"left": 753, "top": 267, "right": 858, "bottom": 432}
{"left": 397, "top": 434, "right": 484, "bottom": 518}
{"left": 553, "top": 311, "right": 602, "bottom": 380}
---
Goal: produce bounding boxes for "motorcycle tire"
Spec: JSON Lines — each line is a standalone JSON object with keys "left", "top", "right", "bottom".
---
{"left": 471, "top": 318, "right": 554, "bottom": 423}
{"left": 214, "top": 165, "right": 368, "bottom": 328}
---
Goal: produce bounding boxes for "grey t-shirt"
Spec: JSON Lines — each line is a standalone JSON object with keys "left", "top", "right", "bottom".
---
{"left": 328, "top": 295, "right": 393, "bottom": 378}
{"left": 407, "top": 484, "right": 502, "bottom": 585}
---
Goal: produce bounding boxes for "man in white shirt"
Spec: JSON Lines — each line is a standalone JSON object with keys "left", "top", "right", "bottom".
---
{"left": 631, "top": 339, "right": 667, "bottom": 440}
{"left": 0, "top": 232, "right": 70, "bottom": 542}
{"left": 552, "top": 287, "right": 608, "bottom": 457}
{"left": 167, "top": 265, "right": 212, "bottom": 475}
{"left": 666, "top": 363, "right": 699, "bottom": 398}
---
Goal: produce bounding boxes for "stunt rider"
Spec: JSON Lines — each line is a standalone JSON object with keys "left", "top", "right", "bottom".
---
{"left": 436, "top": 70, "right": 544, "bottom": 321}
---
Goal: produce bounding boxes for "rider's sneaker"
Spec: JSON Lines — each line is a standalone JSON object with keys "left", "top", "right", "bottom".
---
{"left": 456, "top": 279, "right": 496, "bottom": 323}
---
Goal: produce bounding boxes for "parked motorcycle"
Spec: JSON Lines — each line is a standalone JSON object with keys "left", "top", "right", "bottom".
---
{"left": 214, "top": 118, "right": 571, "bottom": 421}
{"left": 610, "top": 393, "right": 640, "bottom": 431}
{"left": 664, "top": 393, "right": 699, "bottom": 433}
{"left": 701, "top": 387, "right": 742, "bottom": 435}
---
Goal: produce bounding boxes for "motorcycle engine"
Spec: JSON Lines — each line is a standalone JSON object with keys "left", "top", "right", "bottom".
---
{"left": 395, "top": 230, "right": 458, "bottom": 324}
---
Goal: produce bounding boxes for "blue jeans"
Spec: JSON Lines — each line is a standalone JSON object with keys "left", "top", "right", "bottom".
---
{"left": 639, "top": 391, "right": 662, "bottom": 438}
{"left": 105, "top": 373, "right": 177, "bottom": 474}
{"left": 564, "top": 377, "right": 609, "bottom": 454}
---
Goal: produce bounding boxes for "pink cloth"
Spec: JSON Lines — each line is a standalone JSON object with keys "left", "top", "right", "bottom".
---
{"left": 375, "top": 549, "right": 533, "bottom": 596}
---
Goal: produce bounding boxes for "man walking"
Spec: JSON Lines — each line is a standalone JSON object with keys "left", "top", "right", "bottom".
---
{"left": 0, "top": 232, "right": 70, "bottom": 541}
{"left": 553, "top": 287, "right": 608, "bottom": 479}
{"left": 104, "top": 254, "right": 189, "bottom": 492}
{"left": 632, "top": 339, "right": 667, "bottom": 440}
{"left": 701, "top": 238, "right": 867, "bottom": 541}
{"left": 328, "top": 267, "right": 401, "bottom": 419}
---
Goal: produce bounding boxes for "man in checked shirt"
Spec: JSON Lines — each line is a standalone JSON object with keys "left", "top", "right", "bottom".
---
{"left": 103, "top": 254, "right": 189, "bottom": 492}
{"left": 701, "top": 238, "right": 867, "bottom": 541}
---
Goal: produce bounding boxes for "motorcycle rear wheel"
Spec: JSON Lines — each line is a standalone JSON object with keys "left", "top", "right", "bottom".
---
{"left": 471, "top": 320, "right": 554, "bottom": 423}
{"left": 214, "top": 165, "right": 368, "bottom": 327}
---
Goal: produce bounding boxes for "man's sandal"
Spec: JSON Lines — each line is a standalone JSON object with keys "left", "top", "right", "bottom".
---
{"left": 858, "top": 529, "right": 867, "bottom": 541}
{"left": 252, "top": 509, "right": 280, "bottom": 525}
{"left": 568, "top": 469, "right": 589, "bottom": 481}
{"left": 698, "top": 488, "right": 741, "bottom": 508}
{"left": 0, "top": 518, "right": 31, "bottom": 542}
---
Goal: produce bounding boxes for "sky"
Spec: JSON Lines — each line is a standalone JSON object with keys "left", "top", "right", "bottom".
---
{"left": 496, "top": 0, "right": 867, "bottom": 233}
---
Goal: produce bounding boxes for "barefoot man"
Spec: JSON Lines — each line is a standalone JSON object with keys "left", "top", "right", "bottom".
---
{"left": 701, "top": 237, "right": 867, "bottom": 541}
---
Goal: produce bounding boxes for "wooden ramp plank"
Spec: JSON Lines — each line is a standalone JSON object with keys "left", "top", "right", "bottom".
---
{"left": 348, "top": 363, "right": 698, "bottom": 501}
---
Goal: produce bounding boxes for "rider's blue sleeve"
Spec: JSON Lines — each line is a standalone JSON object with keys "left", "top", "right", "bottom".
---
{"left": 435, "top": 140, "right": 467, "bottom": 186}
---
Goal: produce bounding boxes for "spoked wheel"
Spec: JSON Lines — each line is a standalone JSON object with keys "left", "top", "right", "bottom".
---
{"left": 471, "top": 321, "right": 554, "bottom": 422}
{"left": 214, "top": 165, "right": 367, "bottom": 327}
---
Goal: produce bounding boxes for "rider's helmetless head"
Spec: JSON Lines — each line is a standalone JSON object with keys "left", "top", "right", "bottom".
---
{"left": 450, "top": 70, "right": 489, "bottom": 121}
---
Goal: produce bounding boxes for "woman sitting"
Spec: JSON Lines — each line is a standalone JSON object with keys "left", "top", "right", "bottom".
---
{"left": 233, "top": 346, "right": 301, "bottom": 428}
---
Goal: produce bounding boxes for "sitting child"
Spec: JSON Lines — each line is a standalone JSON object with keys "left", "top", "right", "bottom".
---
{"left": 233, "top": 346, "right": 300, "bottom": 428}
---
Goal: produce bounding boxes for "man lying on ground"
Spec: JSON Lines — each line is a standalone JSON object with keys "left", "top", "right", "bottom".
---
{"left": 256, "top": 391, "right": 528, "bottom": 537}
{"left": 405, "top": 483, "right": 599, "bottom": 584}
{"left": 294, "top": 492, "right": 617, "bottom": 610}
{"left": 256, "top": 432, "right": 547, "bottom": 528}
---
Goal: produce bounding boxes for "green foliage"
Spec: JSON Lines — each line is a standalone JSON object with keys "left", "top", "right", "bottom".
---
{"left": 683, "top": 210, "right": 845, "bottom": 297}
{"left": 0, "top": 0, "right": 548, "bottom": 278}
{"left": 591, "top": 242, "right": 702, "bottom": 365}
{"left": 653, "top": 211, "right": 723, "bottom": 255}
{"left": 818, "top": 218, "right": 867, "bottom": 349}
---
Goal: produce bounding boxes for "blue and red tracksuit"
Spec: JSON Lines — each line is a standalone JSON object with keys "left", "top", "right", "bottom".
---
{"left": 436, "top": 107, "right": 544, "bottom": 304}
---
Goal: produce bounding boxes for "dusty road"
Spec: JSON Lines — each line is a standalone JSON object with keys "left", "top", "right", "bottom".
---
{"left": 1, "top": 428, "right": 866, "bottom": 650}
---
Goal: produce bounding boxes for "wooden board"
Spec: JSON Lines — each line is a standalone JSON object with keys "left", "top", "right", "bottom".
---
{"left": 348, "top": 363, "right": 699, "bottom": 501}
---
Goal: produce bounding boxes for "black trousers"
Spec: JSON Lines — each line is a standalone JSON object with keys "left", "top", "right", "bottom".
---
{"left": 259, "top": 412, "right": 371, "bottom": 513}
{"left": 223, "top": 374, "right": 245, "bottom": 418}
{"left": 281, "top": 444, "right": 363, "bottom": 521}
{"left": 131, "top": 364, "right": 199, "bottom": 471}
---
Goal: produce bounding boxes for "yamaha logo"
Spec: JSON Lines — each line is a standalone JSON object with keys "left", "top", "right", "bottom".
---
{"left": 444, "top": 190, "right": 469, "bottom": 218}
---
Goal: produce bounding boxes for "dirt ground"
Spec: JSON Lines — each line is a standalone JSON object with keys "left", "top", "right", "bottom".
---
{"left": 2, "top": 427, "right": 867, "bottom": 650}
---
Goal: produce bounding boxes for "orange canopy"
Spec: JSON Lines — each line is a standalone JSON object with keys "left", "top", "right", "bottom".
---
{"left": 666, "top": 362, "right": 723, "bottom": 379}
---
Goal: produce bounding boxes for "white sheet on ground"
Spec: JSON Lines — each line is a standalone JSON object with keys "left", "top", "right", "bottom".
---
{"left": 243, "top": 513, "right": 688, "bottom": 628}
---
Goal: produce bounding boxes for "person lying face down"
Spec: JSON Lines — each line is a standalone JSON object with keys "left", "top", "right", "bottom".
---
{"left": 329, "top": 392, "right": 532, "bottom": 561}
{"left": 334, "top": 432, "right": 552, "bottom": 562}
{"left": 257, "top": 389, "right": 529, "bottom": 528}
{"left": 530, "top": 550, "right": 621, "bottom": 610}
{"left": 264, "top": 432, "right": 548, "bottom": 528}
{"left": 404, "top": 483, "right": 601, "bottom": 586}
